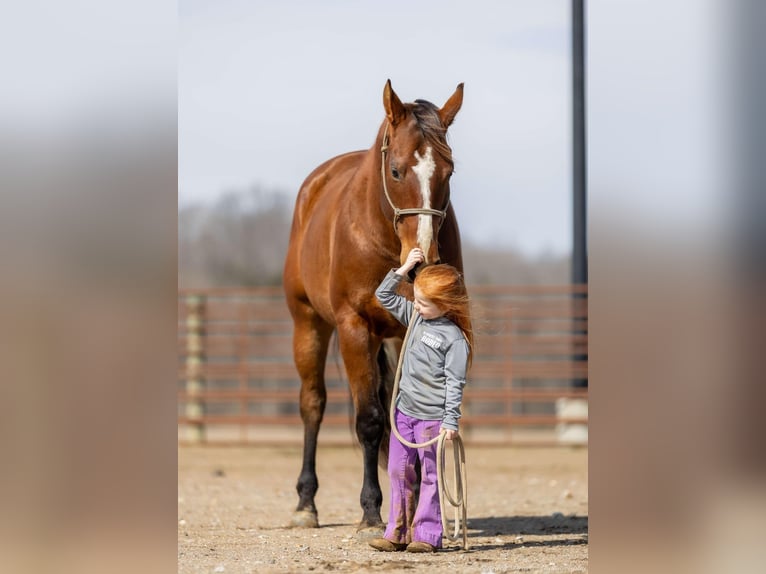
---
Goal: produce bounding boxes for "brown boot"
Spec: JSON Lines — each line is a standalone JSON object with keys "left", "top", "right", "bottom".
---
{"left": 368, "top": 537, "right": 407, "bottom": 552}
{"left": 406, "top": 541, "right": 436, "bottom": 553}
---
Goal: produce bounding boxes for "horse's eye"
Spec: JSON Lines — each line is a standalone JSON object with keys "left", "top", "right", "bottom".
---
{"left": 390, "top": 166, "right": 401, "bottom": 180}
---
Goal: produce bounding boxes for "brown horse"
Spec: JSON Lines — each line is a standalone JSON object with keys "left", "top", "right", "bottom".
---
{"left": 283, "top": 80, "right": 465, "bottom": 533}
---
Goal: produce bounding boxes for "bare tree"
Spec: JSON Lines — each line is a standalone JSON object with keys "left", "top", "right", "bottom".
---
{"left": 179, "top": 185, "right": 292, "bottom": 287}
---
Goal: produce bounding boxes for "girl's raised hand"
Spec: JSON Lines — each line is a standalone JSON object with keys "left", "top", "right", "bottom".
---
{"left": 403, "top": 248, "right": 424, "bottom": 272}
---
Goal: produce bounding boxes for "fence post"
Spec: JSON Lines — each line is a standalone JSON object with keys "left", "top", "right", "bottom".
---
{"left": 185, "top": 294, "right": 206, "bottom": 442}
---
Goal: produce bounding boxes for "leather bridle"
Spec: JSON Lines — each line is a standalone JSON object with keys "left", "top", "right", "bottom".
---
{"left": 380, "top": 124, "right": 450, "bottom": 233}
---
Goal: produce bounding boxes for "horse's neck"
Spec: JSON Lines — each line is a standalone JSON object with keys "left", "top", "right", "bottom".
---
{"left": 342, "top": 136, "right": 399, "bottom": 262}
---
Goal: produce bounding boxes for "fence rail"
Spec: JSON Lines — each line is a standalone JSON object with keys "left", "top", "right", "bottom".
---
{"left": 178, "top": 284, "right": 588, "bottom": 446}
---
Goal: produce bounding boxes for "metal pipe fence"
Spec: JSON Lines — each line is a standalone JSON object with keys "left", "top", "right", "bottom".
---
{"left": 178, "top": 285, "right": 587, "bottom": 446}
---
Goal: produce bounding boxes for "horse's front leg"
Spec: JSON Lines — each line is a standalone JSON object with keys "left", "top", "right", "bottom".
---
{"left": 337, "top": 314, "right": 387, "bottom": 535}
{"left": 289, "top": 305, "right": 333, "bottom": 528}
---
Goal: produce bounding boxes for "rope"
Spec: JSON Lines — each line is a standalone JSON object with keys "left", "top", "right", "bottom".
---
{"left": 388, "top": 309, "right": 469, "bottom": 549}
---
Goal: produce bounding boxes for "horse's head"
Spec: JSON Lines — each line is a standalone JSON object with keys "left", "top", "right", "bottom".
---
{"left": 380, "top": 80, "right": 464, "bottom": 269}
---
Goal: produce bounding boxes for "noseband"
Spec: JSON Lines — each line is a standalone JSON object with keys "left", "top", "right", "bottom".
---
{"left": 380, "top": 124, "right": 449, "bottom": 232}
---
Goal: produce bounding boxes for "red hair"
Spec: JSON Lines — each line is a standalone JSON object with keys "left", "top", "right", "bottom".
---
{"left": 414, "top": 264, "right": 474, "bottom": 366}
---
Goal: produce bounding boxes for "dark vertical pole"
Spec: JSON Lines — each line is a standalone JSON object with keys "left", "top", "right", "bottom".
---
{"left": 572, "top": 0, "right": 587, "bottom": 287}
{"left": 572, "top": 0, "right": 588, "bottom": 388}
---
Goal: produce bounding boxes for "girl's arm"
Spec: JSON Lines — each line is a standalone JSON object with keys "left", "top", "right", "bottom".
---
{"left": 441, "top": 337, "right": 470, "bottom": 436}
{"left": 374, "top": 248, "right": 424, "bottom": 325}
{"left": 375, "top": 272, "right": 413, "bottom": 326}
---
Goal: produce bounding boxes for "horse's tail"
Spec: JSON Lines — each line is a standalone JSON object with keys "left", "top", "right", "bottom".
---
{"left": 376, "top": 338, "right": 401, "bottom": 469}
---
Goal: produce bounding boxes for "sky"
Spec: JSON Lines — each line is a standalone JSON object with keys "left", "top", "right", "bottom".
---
{"left": 179, "top": 0, "right": 573, "bottom": 256}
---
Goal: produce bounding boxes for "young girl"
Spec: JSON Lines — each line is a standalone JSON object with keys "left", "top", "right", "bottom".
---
{"left": 369, "top": 247, "right": 473, "bottom": 553}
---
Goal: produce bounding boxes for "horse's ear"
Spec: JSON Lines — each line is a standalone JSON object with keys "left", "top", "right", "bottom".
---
{"left": 383, "top": 79, "right": 406, "bottom": 127}
{"left": 439, "top": 83, "right": 464, "bottom": 127}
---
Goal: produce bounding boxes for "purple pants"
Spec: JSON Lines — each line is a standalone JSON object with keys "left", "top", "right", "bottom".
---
{"left": 383, "top": 409, "right": 443, "bottom": 548}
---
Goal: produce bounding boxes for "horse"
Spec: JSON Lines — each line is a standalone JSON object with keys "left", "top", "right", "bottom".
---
{"left": 282, "top": 80, "right": 465, "bottom": 534}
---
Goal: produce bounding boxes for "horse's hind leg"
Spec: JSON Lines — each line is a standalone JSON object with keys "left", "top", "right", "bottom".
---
{"left": 289, "top": 304, "right": 333, "bottom": 528}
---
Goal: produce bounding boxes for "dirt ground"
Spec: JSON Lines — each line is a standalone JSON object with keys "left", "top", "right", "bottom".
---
{"left": 178, "top": 444, "right": 588, "bottom": 574}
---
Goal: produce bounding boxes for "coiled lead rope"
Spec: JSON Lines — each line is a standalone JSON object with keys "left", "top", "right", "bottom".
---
{"left": 389, "top": 309, "right": 469, "bottom": 549}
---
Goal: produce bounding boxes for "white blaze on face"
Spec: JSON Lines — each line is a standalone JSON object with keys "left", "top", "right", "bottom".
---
{"left": 412, "top": 146, "right": 436, "bottom": 259}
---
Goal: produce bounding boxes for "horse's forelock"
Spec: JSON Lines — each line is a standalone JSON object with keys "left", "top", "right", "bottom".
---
{"left": 412, "top": 100, "right": 453, "bottom": 168}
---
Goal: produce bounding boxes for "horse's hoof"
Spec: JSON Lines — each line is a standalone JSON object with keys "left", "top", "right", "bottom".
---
{"left": 290, "top": 510, "right": 319, "bottom": 528}
{"left": 355, "top": 525, "right": 385, "bottom": 541}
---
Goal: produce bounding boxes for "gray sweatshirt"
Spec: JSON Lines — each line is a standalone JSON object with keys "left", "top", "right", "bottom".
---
{"left": 375, "top": 270, "right": 469, "bottom": 430}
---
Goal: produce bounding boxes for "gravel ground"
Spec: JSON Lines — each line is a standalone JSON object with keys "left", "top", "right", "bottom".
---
{"left": 178, "top": 444, "right": 588, "bottom": 573}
